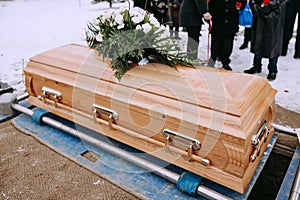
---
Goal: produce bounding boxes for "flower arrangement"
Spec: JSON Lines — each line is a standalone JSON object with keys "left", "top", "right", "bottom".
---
{"left": 86, "top": 7, "right": 191, "bottom": 80}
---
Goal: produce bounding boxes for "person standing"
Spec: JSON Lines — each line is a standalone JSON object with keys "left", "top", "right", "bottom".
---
{"left": 179, "top": 0, "right": 211, "bottom": 60}
{"left": 167, "top": 0, "right": 182, "bottom": 39}
{"left": 281, "top": 0, "right": 300, "bottom": 59}
{"left": 244, "top": 0, "right": 286, "bottom": 81}
{"left": 207, "top": 0, "right": 247, "bottom": 70}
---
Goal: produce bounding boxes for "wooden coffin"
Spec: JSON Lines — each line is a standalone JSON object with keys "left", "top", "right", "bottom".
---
{"left": 24, "top": 44, "right": 277, "bottom": 193}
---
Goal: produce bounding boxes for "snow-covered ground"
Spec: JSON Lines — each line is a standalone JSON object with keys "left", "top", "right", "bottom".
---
{"left": 0, "top": 0, "right": 299, "bottom": 113}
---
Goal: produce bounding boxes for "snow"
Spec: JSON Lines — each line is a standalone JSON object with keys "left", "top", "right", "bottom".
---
{"left": 0, "top": 0, "right": 299, "bottom": 113}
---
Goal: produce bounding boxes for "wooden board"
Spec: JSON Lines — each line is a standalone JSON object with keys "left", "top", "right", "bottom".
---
{"left": 24, "top": 44, "right": 277, "bottom": 193}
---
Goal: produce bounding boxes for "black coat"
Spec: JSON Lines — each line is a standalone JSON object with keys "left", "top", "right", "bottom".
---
{"left": 208, "top": 0, "right": 247, "bottom": 37}
{"left": 250, "top": 0, "right": 286, "bottom": 58}
{"left": 179, "top": 0, "right": 208, "bottom": 27}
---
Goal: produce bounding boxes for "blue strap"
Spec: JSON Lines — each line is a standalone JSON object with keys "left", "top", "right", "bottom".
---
{"left": 176, "top": 172, "right": 203, "bottom": 197}
{"left": 32, "top": 109, "right": 50, "bottom": 124}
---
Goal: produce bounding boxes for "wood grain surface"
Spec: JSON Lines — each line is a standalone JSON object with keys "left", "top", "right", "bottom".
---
{"left": 24, "top": 44, "right": 277, "bottom": 193}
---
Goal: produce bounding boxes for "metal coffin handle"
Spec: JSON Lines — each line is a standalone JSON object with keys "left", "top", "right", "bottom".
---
{"left": 38, "top": 86, "right": 62, "bottom": 108}
{"left": 92, "top": 104, "right": 119, "bottom": 130}
{"left": 250, "top": 120, "right": 270, "bottom": 162}
{"left": 162, "top": 129, "right": 206, "bottom": 164}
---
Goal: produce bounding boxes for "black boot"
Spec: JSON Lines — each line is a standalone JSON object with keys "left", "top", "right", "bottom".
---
{"left": 294, "top": 51, "right": 300, "bottom": 59}
{"left": 244, "top": 66, "right": 262, "bottom": 74}
{"left": 267, "top": 72, "right": 277, "bottom": 81}
{"left": 281, "top": 49, "right": 287, "bottom": 56}
{"left": 223, "top": 64, "right": 232, "bottom": 71}
{"left": 281, "top": 43, "right": 288, "bottom": 56}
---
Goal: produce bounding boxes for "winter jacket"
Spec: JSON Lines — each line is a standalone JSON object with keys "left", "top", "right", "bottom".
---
{"left": 250, "top": 0, "right": 287, "bottom": 58}
{"left": 208, "top": 0, "right": 247, "bottom": 37}
{"left": 179, "top": 0, "right": 208, "bottom": 27}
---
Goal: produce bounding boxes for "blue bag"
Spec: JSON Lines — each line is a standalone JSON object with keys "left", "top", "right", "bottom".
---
{"left": 239, "top": 3, "right": 253, "bottom": 27}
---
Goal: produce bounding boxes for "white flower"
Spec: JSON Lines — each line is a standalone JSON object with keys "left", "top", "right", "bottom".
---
{"left": 96, "top": 33, "right": 103, "bottom": 42}
{"left": 149, "top": 14, "right": 160, "bottom": 27}
{"left": 93, "top": 18, "right": 100, "bottom": 25}
{"left": 136, "top": 25, "right": 142, "bottom": 30}
{"left": 117, "top": 23, "right": 125, "bottom": 29}
{"left": 102, "top": 10, "right": 113, "bottom": 21}
{"left": 142, "top": 23, "right": 152, "bottom": 33}
{"left": 115, "top": 13, "right": 124, "bottom": 25}
{"left": 116, "top": 7, "right": 126, "bottom": 14}
{"left": 130, "top": 7, "right": 146, "bottom": 16}
{"left": 132, "top": 15, "right": 144, "bottom": 24}
{"left": 110, "top": 20, "right": 117, "bottom": 26}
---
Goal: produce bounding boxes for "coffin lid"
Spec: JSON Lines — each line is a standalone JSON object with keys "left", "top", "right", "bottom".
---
{"left": 29, "top": 43, "right": 276, "bottom": 117}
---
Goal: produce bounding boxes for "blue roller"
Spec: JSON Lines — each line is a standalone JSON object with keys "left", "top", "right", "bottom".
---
{"left": 176, "top": 172, "right": 203, "bottom": 197}
{"left": 31, "top": 108, "right": 50, "bottom": 124}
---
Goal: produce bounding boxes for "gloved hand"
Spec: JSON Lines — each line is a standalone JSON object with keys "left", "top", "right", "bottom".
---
{"left": 269, "top": 0, "right": 279, "bottom": 9}
{"left": 172, "top": 3, "right": 179, "bottom": 10}
{"left": 259, "top": 0, "right": 279, "bottom": 15}
{"left": 260, "top": 3, "right": 272, "bottom": 15}
{"left": 236, "top": 1, "right": 243, "bottom": 10}
{"left": 251, "top": 3, "right": 260, "bottom": 16}
{"left": 262, "top": 0, "right": 270, "bottom": 5}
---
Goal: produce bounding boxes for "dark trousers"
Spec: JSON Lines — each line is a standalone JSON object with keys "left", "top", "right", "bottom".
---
{"left": 186, "top": 26, "right": 202, "bottom": 60}
{"left": 210, "top": 35, "right": 234, "bottom": 66}
{"left": 254, "top": 55, "right": 278, "bottom": 73}
{"left": 243, "top": 27, "right": 252, "bottom": 44}
{"left": 282, "top": 0, "right": 300, "bottom": 56}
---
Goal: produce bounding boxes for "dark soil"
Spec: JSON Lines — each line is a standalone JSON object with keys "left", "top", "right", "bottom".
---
{"left": 0, "top": 120, "right": 143, "bottom": 200}
{"left": 274, "top": 104, "right": 300, "bottom": 129}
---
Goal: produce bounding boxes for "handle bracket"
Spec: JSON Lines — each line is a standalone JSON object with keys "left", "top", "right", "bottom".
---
{"left": 162, "top": 129, "right": 201, "bottom": 162}
{"left": 38, "top": 86, "right": 62, "bottom": 107}
{"left": 92, "top": 104, "right": 119, "bottom": 130}
{"left": 250, "top": 120, "right": 270, "bottom": 162}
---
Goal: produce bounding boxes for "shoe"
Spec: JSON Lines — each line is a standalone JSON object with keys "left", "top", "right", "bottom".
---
{"left": 294, "top": 54, "right": 300, "bottom": 59}
{"left": 239, "top": 43, "right": 248, "bottom": 50}
{"left": 223, "top": 65, "right": 232, "bottom": 71}
{"left": 281, "top": 51, "right": 287, "bottom": 56}
{"left": 281, "top": 48, "right": 287, "bottom": 56}
{"left": 244, "top": 66, "right": 262, "bottom": 74}
{"left": 267, "top": 72, "right": 276, "bottom": 81}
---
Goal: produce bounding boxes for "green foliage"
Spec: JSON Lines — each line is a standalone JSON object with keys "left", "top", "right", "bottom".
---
{"left": 85, "top": 7, "right": 192, "bottom": 80}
